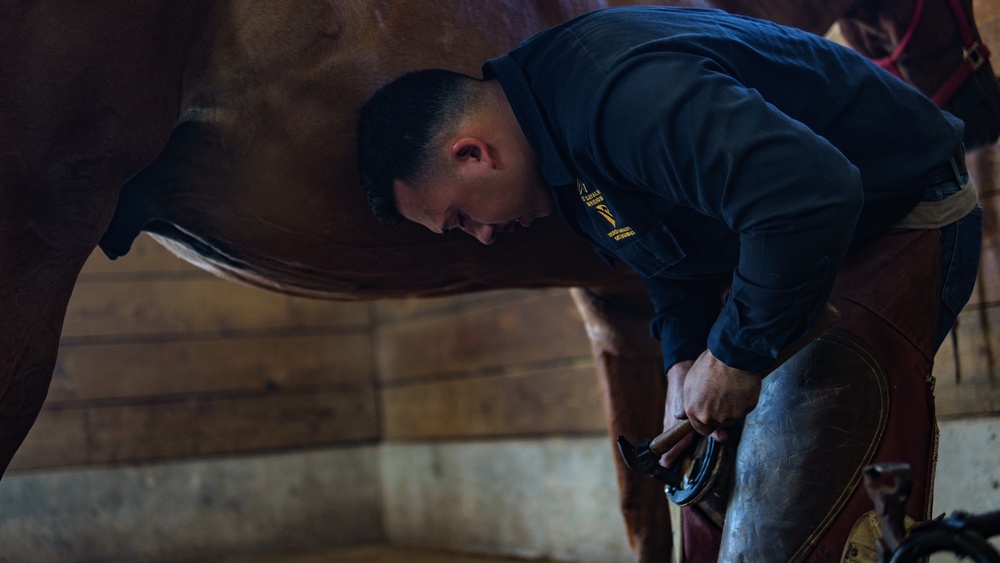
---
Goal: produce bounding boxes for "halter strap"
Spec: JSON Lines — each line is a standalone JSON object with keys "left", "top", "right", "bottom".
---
{"left": 931, "top": 0, "right": 991, "bottom": 106}
{"left": 872, "top": 0, "right": 925, "bottom": 79}
{"left": 871, "top": 0, "right": 991, "bottom": 107}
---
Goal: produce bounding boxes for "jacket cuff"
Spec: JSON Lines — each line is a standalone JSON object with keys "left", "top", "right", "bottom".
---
{"left": 707, "top": 310, "right": 777, "bottom": 373}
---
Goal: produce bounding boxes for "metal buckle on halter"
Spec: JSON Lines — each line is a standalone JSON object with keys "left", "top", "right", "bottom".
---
{"left": 963, "top": 41, "right": 987, "bottom": 71}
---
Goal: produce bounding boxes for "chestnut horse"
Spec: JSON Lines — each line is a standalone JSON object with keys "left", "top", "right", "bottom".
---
{"left": 1, "top": 1, "right": 997, "bottom": 561}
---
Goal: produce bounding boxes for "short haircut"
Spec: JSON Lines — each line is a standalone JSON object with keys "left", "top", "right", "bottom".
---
{"left": 356, "top": 68, "right": 482, "bottom": 225}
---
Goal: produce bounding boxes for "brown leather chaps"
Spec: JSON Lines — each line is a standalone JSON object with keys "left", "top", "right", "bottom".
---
{"left": 682, "top": 229, "right": 942, "bottom": 562}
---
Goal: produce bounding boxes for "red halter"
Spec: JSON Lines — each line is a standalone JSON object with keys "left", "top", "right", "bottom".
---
{"left": 872, "top": 0, "right": 992, "bottom": 107}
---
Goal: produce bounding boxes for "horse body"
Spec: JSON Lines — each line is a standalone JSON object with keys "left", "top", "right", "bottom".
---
{"left": 99, "top": 0, "right": 1000, "bottom": 300}
{"left": 2, "top": 1, "right": 999, "bottom": 561}
{"left": 100, "top": 0, "right": 700, "bottom": 300}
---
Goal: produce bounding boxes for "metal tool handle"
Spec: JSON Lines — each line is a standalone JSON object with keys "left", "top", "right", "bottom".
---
{"left": 648, "top": 303, "right": 841, "bottom": 456}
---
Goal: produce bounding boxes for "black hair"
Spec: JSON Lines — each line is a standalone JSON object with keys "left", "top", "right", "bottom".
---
{"left": 356, "top": 68, "right": 481, "bottom": 225}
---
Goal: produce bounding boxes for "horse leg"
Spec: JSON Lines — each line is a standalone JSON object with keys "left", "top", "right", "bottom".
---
{"left": 571, "top": 281, "right": 673, "bottom": 563}
{"left": 0, "top": 153, "right": 123, "bottom": 473}
{"left": 0, "top": 1, "right": 217, "bottom": 475}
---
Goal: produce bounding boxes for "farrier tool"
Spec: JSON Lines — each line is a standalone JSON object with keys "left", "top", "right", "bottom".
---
{"left": 616, "top": 304, "right": 841, "bottom": 489}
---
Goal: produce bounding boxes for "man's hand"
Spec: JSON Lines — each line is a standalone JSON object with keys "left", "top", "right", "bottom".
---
{"left": 661, "top": 360, "right": 695, "bottom": 468}
{"left": 682, "top": 348, "right": 761, "bottom": 441}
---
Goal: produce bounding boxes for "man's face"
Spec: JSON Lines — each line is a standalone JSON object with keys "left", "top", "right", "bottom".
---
{"left": 394, "top": 172, "right": 553, "bottom": 245}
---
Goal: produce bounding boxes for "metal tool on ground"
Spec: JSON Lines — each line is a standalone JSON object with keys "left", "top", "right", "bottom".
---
{"left": 862, "top": 462, "right": 1000, "bottom": 563}
{"left": 617, "top": 304, "right": 841, "bottom": 489}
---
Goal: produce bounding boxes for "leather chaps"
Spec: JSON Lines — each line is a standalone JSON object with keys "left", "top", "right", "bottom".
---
{"left": 683, "top": 229, "right": 942, "bottom": 562}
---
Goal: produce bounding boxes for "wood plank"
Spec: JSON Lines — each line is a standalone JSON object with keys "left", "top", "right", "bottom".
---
{"left": 976, "top": 0, "right": 999, "bottom": 44}
{"left": 81, "top": 233, "right": 200, "bottom": 276}
{"left": 9, "top": 387, "right": 378, "bottom": 471}
{"left": 967, "top": 0, "right": 997, "bottom": 308}
{"left": 373, "top": 289, "right": 552, "bottom": 322}
{"left": 381, "top": 363, "right": 605, "bottom": 440}
{"left": 63, "top": 277, "right": 371, "bottom": 339}
{"left": 48, "top": 333, "right": 374, "bottom": 402}
{"left": 933, "top": 303, "right": 1000, "bottom": 418}
{"left": 376, "top": 291, "right": 591, "bottom": 383}
{"left": 971, "top": 173, "right": 999, "bottom": 306}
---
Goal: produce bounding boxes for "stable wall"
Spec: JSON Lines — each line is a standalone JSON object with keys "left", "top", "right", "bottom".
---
{"left": 0, "top": 232, "right": 629, "bottom": 562}
{"left": 372, "top": 288, "right": 632, "bottom": 562}
{"left": 2, "top": 236, "right": 386, "bottom": 561}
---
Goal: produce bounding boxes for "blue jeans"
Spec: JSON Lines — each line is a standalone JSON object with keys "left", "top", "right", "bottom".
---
{"left": 922, "top": 172, "right": 983, "bottom": 350}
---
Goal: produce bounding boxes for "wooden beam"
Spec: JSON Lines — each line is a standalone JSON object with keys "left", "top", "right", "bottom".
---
{"left": 933, "top": 303, "right": 1000, "bottom": 418}
{"left": 375, "top": 290, "right": 591, "bottom": 383}
{"left": 971, "top": 168, "right": 999, "bottom": 306}
{"left": 63, "top": 278, "right": 370, "bottom": 339}
{"left": 49, "top": 333, "right": 374, "bottom": 402}
{"left": 381, "top": 363, "right": 605, "bottom": 440}
{"left": 11, "top": 388, "right": 378, "bottom": 471}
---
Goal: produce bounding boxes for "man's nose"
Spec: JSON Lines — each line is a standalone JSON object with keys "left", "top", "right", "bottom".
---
{"left": 462, "top": 222, "right": 497, "bottom": 245}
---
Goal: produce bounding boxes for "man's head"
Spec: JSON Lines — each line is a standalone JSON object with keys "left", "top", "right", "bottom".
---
{"left": 356, "top": 69, "right": 553, "bottom": 244}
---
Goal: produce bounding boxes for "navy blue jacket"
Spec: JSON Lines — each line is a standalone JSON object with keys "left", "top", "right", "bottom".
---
{"left": 483, "top": 6, "right": 964, "bottom": 372}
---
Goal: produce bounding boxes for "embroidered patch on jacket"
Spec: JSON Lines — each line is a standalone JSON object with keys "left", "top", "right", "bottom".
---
{"left": 577, "top": 179, "right": 635, "bottom": 242}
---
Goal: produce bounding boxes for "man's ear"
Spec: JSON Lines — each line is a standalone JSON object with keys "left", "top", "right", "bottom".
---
{"left": 450, "top": 137, "right": 496, "bottom": 170}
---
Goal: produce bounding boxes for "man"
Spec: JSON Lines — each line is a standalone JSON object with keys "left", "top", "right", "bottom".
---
{"left": 356, "top": 6, "right": 981, "bottom": 562}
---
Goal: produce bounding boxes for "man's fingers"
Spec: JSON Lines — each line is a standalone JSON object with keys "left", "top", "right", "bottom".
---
{"left": 666, "top": 361, "right": 690, "bottom": 422}
{"left": 677, "top": 349, "right": 760, "bottom": 439}
{"left": 687, "top": 415, "right": 716, "bottom": 436}
{"left": 711, "top": 428, "right": 731, "bottom": 443}
{"left": 687, "top": 409, "right": 739, "bottom": 436}
{"left": 660, "top": 426, "right": 696, "bottom": 468}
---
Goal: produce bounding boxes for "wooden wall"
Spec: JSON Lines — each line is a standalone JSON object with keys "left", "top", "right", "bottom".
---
{"left": 935, "top": 141, "right": 1000, "bottom": 417}
{"left": 375, "top": 289, "right": 602, "bottom": 442}
{"left": 7, "top": 239, "right": 606, "bottom": 475}
{"left": 9, "top": 236, "right": 378, "bottom": 471}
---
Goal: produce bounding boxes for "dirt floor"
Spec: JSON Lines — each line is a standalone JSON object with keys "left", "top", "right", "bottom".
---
{"left": 208, "top": 545, "right": 561, "bottom": 563}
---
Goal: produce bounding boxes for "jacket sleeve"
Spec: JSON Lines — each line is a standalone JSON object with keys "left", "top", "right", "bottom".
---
{"left": 592, "top": 53, "right": 863, "bottom": 371}
{"left": 640, "top": 274, "right": 727, "bottom": 370}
